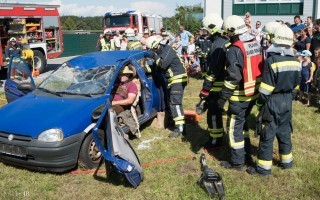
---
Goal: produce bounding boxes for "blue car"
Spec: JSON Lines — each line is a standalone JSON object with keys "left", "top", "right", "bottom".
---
{"left": 0, "top": 50, "right": 162, "bottom": 172}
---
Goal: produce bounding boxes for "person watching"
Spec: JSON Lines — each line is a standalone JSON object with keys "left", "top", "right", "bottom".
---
{"left": 290, "top": 15, "right": 304, "bottom": 32}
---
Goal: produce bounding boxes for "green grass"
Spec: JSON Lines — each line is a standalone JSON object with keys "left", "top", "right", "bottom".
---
{"left": 0, "top": 79, "right": 320, "bottom": 200}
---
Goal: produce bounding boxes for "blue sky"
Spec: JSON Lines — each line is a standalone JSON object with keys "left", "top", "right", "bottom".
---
{"left": 11, "top": 0, "right": 203, "bottom": 17}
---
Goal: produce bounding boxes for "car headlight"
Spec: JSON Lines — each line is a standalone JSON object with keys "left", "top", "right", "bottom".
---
{"left": 38, "top": 129, "right": 64, "bottom": 142}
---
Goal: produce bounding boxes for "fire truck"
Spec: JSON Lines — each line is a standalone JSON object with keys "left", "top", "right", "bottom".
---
{"left": 103, "top": 10, "right": 163, "bottom": 35}
{"left": 0, "top": 3, "right": 63, "bottom": 73}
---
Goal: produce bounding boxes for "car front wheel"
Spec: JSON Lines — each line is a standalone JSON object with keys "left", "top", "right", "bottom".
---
{"left": 78, "top": 129, "right": 105, "bottom": 169}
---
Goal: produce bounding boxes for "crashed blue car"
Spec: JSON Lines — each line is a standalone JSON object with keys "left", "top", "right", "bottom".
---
{"left": 0, "top": 50, "right": 162, "bottom": 173}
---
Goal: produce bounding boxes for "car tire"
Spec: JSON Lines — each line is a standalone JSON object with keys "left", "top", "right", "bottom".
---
{"left": 33, "top": 50, "right": 46, "bottom": 74}
{"left": 78, "top": 129, "right": 105, "bottom": 169}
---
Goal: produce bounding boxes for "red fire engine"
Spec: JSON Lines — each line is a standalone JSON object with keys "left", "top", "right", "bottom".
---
{"left": 0, "top": 3, "right": 64, "bottom": 72}
{"left": 103, "top": 10, "right": 163, "bottom": 35}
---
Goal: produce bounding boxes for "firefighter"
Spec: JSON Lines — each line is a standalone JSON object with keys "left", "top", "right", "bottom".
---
{"left": 261, "top": 21, "right": 282, "bottom": 58}
{"left": 146, "top": 35, "right": 187, "bottom": 137}
{"left": 105, "top": 30, "right": 115, "bottom": 51}
{"left": 5, "top": 37, "right": 21, "bottom": 62}
{"left": 199, "top": 14, "right": 229, "bottom": 149}
{"left": 125, "top": 28, "right": 142, "bottom": 50}
{"left": 99, "top": 30, "right": 109, "bottom": 51}
{"left": 218, "top": 15, "right": 263, "bottom": 170}
{"left": 195, "top": 27, "right": 211, "bottom": 72}
{"left": 247, "top": 25, "right": 301, "bottom": 176}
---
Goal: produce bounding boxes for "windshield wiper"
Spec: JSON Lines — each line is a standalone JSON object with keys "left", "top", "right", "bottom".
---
{"left": 56, "top": 91, "right": 93, "bottom": 97}
{"left": 38, "top": 87, "right": 62, "bottom": 97}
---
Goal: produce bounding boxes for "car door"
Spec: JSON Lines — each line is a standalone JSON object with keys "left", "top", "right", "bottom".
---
{"left": 4, "top": 55, "right": 36, "bottom": 103}
{"left": 92, "top": 103, "right": 144, "bottom": 188}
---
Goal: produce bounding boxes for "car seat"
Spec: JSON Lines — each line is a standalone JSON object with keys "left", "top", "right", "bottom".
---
{"left": 128, "top": 65, "right": 142, "bottom": 138}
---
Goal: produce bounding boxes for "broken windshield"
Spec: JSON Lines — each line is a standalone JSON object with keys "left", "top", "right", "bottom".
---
{"left": 38, "top": 63, "right": 116, "bottom": 96}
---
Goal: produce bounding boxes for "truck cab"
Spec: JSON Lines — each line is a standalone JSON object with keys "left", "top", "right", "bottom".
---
{"left": 0, "top": 3, "right": 64, "bottom": 73}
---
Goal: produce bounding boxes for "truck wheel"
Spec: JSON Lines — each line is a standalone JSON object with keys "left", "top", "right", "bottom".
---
{"left": 33, "top": 50, "right": 46, "bottom": 73}
{"left": 78, "top": 130, "right": 105, "bottom": 169}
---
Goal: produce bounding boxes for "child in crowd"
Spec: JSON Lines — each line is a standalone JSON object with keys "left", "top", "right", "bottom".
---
{"left": 299, "top": 50, "right": 314, "bottom": 106}
{"left": 187, "top": 55, "right": 201, "bottom": 79}
{"left": 173, "top": 34, "right": 182, "bottom": 56}
{"left": 187, "top": 36, "right": 196, "bottom": 55}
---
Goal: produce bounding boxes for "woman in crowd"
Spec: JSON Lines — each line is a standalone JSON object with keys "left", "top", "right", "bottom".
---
{"left": 299, "top": 50, "right": 314, "bottom": 106}
{"left": 294, "top": 28, "right": 311, "bottom": 53}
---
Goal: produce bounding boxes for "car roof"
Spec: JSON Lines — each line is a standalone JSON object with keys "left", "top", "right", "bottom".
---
{"left": 67, "top": 50, "right": 145, "bottom": 70}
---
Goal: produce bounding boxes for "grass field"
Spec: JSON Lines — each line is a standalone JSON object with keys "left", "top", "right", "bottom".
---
{"left": 0, "top": 79, "right": 319, "bottom": 200}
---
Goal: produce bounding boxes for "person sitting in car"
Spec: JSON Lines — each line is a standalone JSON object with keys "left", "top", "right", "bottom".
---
{"left": 112, "top": 66, "right": 138, "bottom": 114}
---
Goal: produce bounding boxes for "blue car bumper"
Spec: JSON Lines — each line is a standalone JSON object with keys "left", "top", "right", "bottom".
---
{"left": 0, "top": 132, "right": 86, "bottom": 173}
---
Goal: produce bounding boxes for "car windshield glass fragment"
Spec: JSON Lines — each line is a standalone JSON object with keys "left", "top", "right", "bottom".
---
{"left": 38, "top": 63, "right": 116, "bottom": 95}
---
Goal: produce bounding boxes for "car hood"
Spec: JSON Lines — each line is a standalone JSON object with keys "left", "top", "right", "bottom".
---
{"left": 0, "top": 93, "right": 106, "bottom": 138}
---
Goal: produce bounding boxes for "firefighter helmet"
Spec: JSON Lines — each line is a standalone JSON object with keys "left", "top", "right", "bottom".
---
{"left": 223, "top": 15, "right": 247, "bottom": 36}
{"left": 273, "top": 25, "right": 294, "bottom": 46}
{"left": 9, "top": 37, "right": 17, "bottom": 42}
{"left": 264, "top": 21, "right": 282, "bottom": 35}
{"left": 146, "top": 35, "right": 162, "bottom": 49}
{"left": 202, "top": 13, "right": 223, "bottom": 34}
{"left": 125, "top": 28, "right": 135, "bottom": 37}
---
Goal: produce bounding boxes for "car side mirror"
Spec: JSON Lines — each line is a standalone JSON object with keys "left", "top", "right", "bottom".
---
{"left": 92, "top": 105, "right": 105, "bottom": 122}
{"left": 17, "top": 82, "right": 35, "bottom": 92}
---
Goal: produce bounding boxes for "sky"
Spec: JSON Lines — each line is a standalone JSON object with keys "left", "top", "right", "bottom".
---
{"left": 5, "top": 0, "right": 203, "bottom": 17}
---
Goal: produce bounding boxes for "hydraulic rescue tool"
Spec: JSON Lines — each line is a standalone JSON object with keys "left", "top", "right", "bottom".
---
{"left": 198, "top": 153, "right": 225, "bottom": 199}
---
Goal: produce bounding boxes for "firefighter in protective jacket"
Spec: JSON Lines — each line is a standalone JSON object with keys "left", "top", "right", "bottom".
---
{"left": 5, "top": 37, "right": 21, "bottom": 62}
{"left": 247, "top": 25, "right": 301, "bottom": 176}
{"left": 146, "top": 36, "right": 187, "bottom": 137}
{"left": 126, "top": 28, "right": 142, "bottom": 50}
{"left": 218, "top": 15, "right": 263, "bottom": 170}
{"left": 199, "top": 14, "right": 229, "bottom": 149}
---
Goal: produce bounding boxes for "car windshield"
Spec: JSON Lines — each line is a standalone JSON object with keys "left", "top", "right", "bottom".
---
{"left": 38, "top": 63, "right": 116, "bottom": 96}
{"left": 105, "top": 15, "right": 130, "bottom": 27}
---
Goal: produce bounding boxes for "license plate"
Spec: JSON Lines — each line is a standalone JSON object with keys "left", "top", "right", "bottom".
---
{"left": 0, "top": 143, "right": 26, "bottom": 158}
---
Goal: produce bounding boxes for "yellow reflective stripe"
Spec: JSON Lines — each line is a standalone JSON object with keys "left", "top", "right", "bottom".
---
{"left": 224, "top": 81, "right": 237, "bottom": 90}
{"left": 175, "top": 120, "right": 185, "bottom": 125}
{"left": 294, "top": 85, "right": 299, "bottom": 90}
{"left": 174, "top": 116, "right": 185, "bottom": 121}
{"left": 271, "top": 61, "right": 300, "bottom": 69}
{"left": 243, "top": 131, "right": 249, "bottom": 135}
{"left": 230, "top": 93, "right": 259, "bottom": 102}
{"left": 204, "top": 74, "right": 215, "bottom": 82}
{"left": 156, "top": 58, "right": 161, "bottom": 66}
{"left": 280, "top": 153, "right": 293, "bottom": 163}
{"left": 213, "top": 82, "right": 224, "bottom": 86}
{"left": 260, "top": 82, "right": 275, "bottom": 92}
{"left": 210, "top": 87, "right": 222, "bottom": 92}
{"left": 168, "top": 68, "right": 174, "bottom": 77}
{"left": 257, "top": 159, "right": 272, "bottom": 170}
{"left": 168, "top": 77, "right": 187, "bottom": 86}
{"left": 168, "top": 73, "right": 187, "bottom": 82}
{"left": 210, "top": 133, "right": 223, "bottom": 138}
{"left": 271, "top": 61, "right": 300, "bottom": 73}
{"left": 228, "top": 114, "right": 245, "bottom": 149}
{"left": 208, "top": 128, "right": 224, "bottom": 133}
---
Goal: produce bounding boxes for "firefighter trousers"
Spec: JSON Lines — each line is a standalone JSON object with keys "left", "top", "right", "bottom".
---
{"left": 256, "top": 93, "right": 293, "bottom": 175}
{"left": 207, "top": 92, "right": 224, "bottom": 139}
{"left": 226, "top": 100, "right": 255, "bottom": 165}
{"left": 167, "top": 82, "right": 186, "bottom": 132}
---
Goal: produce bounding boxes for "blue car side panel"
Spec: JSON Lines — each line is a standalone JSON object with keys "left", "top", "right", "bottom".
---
{"left": 0, "top": 94, "right": 105, "bottom": 138}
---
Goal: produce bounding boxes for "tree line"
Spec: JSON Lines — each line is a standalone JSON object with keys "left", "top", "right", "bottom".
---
{"left": 61, "top": 4, "right": 203, "bottom": 34}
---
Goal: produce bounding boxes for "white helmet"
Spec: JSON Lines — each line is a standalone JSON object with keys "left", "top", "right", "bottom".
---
{"left": 125, "top": 28, "right": 135, "bottom": 37}
{"left": 223, "top": 15, "right": 247, "bottom": 36}
{"left": 273, "top": 25, "right": 294, "bottom": 46}
{"left": 9, "top": 37, "right": 16, "bottom": 42}
{"left": 146, "top": 35, "right": 162, "bottom": 49}
{"left": 263, "top": 21, "right": 282, "bottom": 35}
{"left": 202, "top": 13, "right": 223, "bottom": 34}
